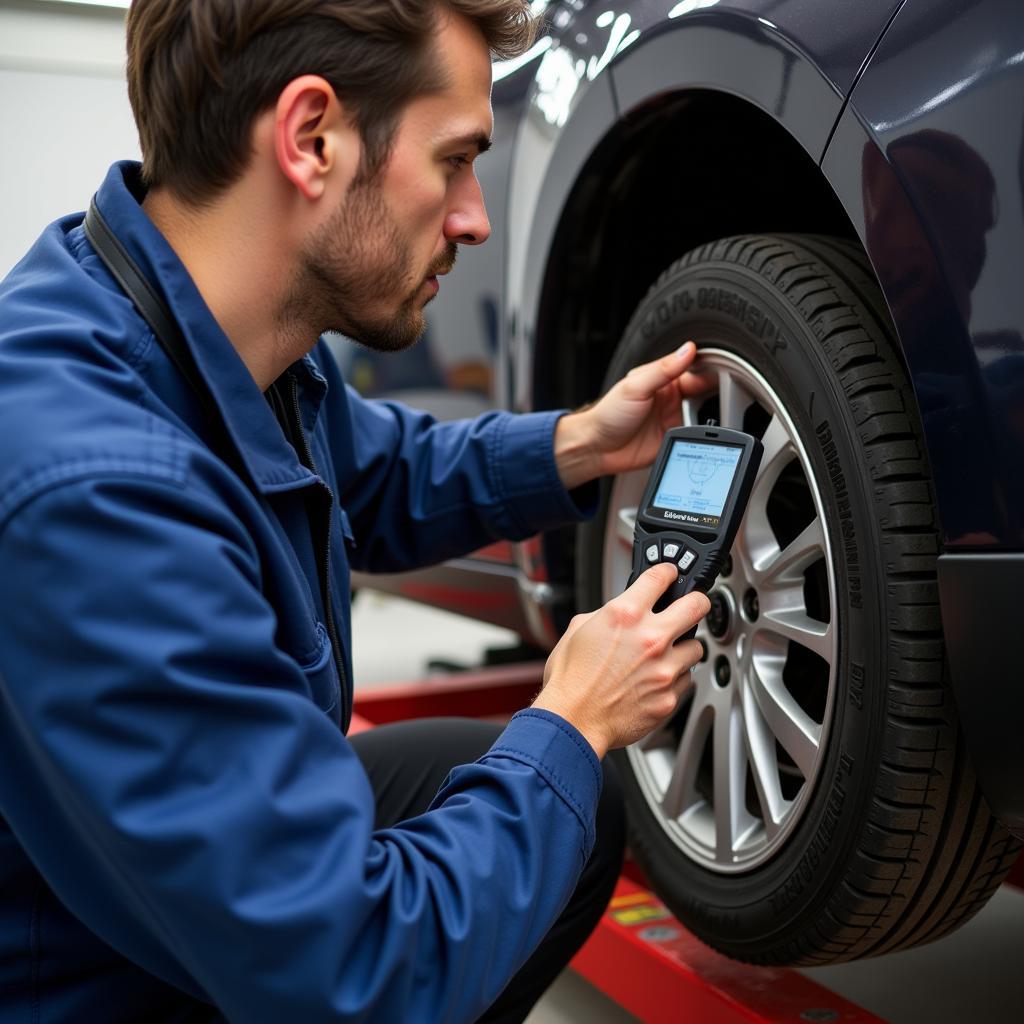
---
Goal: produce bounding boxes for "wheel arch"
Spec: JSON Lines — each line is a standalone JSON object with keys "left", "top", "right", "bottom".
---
{"left": 525, "top": 89, "right": 871, "bottom": 605}
{"left": 531, "top": 89, "right": 863, "bottom": 417}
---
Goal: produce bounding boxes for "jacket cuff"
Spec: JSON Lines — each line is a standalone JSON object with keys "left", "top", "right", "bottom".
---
{"left": 484, "top": 708, "right": 603, "bottom": 854}
{"left": 490, "top": 411, "right": 598, "bottom": 536}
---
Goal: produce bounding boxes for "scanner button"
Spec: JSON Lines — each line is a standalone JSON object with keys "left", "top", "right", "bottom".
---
{"left": 663, "top": 542, "right": 681, "bottom": 559}
{"left": 645, "top": 544, "right": 660, "bottom": 564}
{"left": 677, "top": 550, "right": 697, "bottom": 572}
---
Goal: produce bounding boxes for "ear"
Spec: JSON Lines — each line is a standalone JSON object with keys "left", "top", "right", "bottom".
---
{"left": 273, "top": 75, "right": 352, "bottom": 201}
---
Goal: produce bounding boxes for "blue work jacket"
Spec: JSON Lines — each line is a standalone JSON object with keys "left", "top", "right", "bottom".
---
{"left": 0, "top": 163, "right": 602, "bottom": 1022}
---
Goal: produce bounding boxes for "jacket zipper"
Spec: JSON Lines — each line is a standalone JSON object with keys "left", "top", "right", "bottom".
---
{"left": 288, "top": 374, "right": 348, "bottom": 729}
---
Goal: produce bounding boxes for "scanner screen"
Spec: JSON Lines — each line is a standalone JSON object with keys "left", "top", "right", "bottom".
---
{"left": 652, "top": 440, "right": 743, "bottom": 523}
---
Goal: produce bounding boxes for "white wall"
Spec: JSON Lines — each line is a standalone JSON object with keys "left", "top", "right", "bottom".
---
{"left": 0, "top": 0, "right": 138, "bottom": 277}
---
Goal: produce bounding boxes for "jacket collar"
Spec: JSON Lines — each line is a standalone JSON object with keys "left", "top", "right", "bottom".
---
{"left": 91, "top": 161, "right": 324, "bottom": 495}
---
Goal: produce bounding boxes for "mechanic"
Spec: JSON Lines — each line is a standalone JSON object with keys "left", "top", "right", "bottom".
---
{"left": 0, "top": 2, "right": 710, "bottom": 1021}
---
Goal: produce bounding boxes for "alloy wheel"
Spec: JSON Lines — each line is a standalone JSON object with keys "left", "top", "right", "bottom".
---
{"left": 604, "top": 348, "right": 838, "bottom": 872}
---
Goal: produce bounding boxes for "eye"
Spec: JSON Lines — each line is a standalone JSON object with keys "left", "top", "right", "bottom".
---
{"left": 447, "top": 155, "right": 471, "bottom": 171}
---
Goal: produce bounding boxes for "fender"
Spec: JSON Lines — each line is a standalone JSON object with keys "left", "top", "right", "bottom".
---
{"left": 820, "top": 0, "right": 1024, "bottom": 833}
{"left": 507, "top": 0, "right": 902, "bottom": 417}
{"left": 822, "top": 0, "right": 1024, "bottom": 550}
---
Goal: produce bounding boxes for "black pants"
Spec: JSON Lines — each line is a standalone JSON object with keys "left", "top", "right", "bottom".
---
{"left": 349, "top": 718, "right": 626, "bottom": 1024}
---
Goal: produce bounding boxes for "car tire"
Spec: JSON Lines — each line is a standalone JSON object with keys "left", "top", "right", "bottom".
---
{"left": 576, "top": 234, "right": 1020, "bottom": 965}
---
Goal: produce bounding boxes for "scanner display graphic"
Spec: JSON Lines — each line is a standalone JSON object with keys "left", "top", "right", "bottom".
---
{"left": 652, "top": 440, "right": 744, "bottom": 525}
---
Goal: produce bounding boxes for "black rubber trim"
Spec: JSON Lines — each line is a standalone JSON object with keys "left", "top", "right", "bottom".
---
{"left": 939, "top": 551, "right": 1024, "bottom": 837}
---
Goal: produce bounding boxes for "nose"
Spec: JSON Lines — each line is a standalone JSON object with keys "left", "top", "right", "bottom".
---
{"left": 444, "top": 172, "right": 491, "bottom": 246}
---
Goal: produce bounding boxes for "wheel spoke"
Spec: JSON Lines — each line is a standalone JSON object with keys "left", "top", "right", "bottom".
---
{"left": 682, "top": 393, "right": 700, "bottom": 427}
{"left": 661, "top": 692, "right": 713, "bottom": 820}
{"left": 615, "top": 506, "right": 637, "bottom": 551}
{"left": 737, "top": 416, "right": 795, "bottom": 572}
{"left": 604, "top": 472, "right": 648, "bottom": 596}
{"left": 757, "top": 588, "right": 833, "bottom": 661}
{"left": 753, "top": 520, "right": 831, "bottom": 593}
{"left": 718, "top": 369, "right": 754, "bottom": 430}
{"left": 713, "top": 698, "right": 747, "bottom": 861}
{"left": 636, "top": 719, "right": 675, "bottom": 754}
{"left": 757, "top": 414, "right": 792, "bottom": 482}
{"left": 755, "top": 517, "right": 826, "bottom": 585}
{"left": 740, "top": 681, "right": 787, "bottom": 839}
{"left": 749, "top": 646, "right": 821, "bottom": 779}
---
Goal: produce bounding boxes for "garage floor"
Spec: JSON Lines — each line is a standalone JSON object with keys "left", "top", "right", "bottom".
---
{"left": 352, "top": 591, "right": 1024, "bottom": 1024}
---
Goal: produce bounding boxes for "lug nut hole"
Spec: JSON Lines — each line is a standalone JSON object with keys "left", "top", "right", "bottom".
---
{"left": 714, "top": 655, "right": 731, "bottom": 688}
{"left": 742, "top": 588, "right": 760, "bottom": 622}
{"left": 707, "top": 592, "right": 731, "bottom": 639}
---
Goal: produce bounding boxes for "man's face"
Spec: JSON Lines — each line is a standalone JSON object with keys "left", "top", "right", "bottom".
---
{"left": 295, "top": 11, "right": 494, "bottom": 352}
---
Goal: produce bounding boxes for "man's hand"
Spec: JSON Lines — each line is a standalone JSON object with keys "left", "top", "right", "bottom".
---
{"left": 533, "top": 564, "right": 710, "bottom": 759}
{"left": 554, "top": 342, "right": 709, "bottom": 490}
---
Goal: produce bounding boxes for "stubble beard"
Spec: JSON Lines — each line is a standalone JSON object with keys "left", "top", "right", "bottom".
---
{"left": 285, "top": 180, "right": 457, "bottom": 355}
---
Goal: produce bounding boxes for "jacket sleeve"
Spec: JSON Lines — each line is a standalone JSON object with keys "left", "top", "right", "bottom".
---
{"left": 314, "top": 350, "right": 596, "bottom": 572}
{"left": 0, "top": 471, "right": 602, "bottom": 1023}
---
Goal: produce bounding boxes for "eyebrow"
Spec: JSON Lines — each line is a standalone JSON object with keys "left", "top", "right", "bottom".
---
{"left": 447, "top": 132, "right": 493, "bottom": 156}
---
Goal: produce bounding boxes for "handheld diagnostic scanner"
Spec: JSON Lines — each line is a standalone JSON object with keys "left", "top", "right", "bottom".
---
{"left": 627, "top": 424, "right": 764, "bottom": 614}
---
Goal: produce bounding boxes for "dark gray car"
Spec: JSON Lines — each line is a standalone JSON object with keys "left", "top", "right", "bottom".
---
{"left": 338, "top": 0, "right": 1024, "bottom": 966}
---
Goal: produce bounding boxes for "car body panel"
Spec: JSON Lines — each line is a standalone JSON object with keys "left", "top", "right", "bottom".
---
{"left": 821, "top": 0, "right": 1024, "bottom": 830}
{"left": 610, "top": 1, "right": 883, "bottom": 160}
{"left": 823, "top": 0, "right": 1024, "bottom": 551}
{"left": 609, "top": 0, "right": 903, "bottom": 101}
{"left": 506, "top": 49, "right": 619, "bottom": 414}
{"left": 509, "top": 0, "right": 904, "bottom": 417}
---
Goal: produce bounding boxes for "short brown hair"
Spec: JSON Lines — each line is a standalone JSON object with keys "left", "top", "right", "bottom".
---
{"left": 126, "top": 0, "right": 536, "bottom": 204}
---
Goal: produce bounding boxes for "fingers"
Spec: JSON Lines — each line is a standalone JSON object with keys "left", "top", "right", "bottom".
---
{"left": 656, "top": 647, "right": 702, "bottom": 722}
{"left": 660, "top": 590, "right": 712, "bottom": 637}
{"left": 665, "top": 640, "right": 703, "bottom": 688}
{"left": 674, "top": 638, "right": 705, "bottom": 673}
{"left": 622, "top": 562, "right": 678, "bottom": 609}
{"left": 625, "top": 341, "right": 697, "bottom": 397}
{"left": 676, "top": 370, "right": 714, "bottom": 399}
{"left": 670, "top": 666, "right": 695, "bottom": 702}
